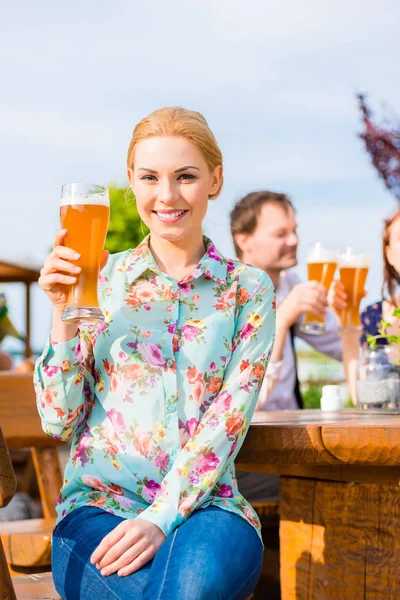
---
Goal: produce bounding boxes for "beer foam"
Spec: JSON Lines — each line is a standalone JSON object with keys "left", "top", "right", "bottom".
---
{"left": 61, "top": 183, "right": 109, "bottom": 206}
{"left": 307, "top": 243, "right": 338, "bottom": 263}
{"left": 339, "top": 248, "right": 369, "bottom": 268}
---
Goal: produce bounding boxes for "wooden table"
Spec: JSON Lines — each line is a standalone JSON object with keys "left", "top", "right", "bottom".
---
{"left": 237, "top": 410, "right": 400, "bottom": 600}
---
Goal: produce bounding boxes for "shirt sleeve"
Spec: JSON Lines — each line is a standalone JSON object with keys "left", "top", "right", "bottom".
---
{"left": 33, "top": 328, "right": 96, "bottom": 442}
{"left": 137, "top": 273, "right": 276, "bottom": 536}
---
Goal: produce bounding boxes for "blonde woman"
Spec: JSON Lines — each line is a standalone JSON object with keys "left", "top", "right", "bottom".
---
{"left": 34, "top": 107, "right": 276, "bottom": 599}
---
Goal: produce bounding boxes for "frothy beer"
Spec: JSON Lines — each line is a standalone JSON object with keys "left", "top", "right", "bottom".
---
{"left": 60, "top": 191, "right": 110, "bottom": 311}
{"left": 303, "top": 244, "right": 338, "bottom": 332}
{"left": 338, "top": 249, "right": 369, "bottom": 330}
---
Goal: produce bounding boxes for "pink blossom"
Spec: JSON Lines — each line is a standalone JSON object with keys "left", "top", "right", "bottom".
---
{"left": 181, "top": 324, "right": 198, "bottom": 342}
{"left": 137, "top": 343, "right": 164, "bottom": 367}
{"left": 226, "top": 261, "right": 235, "bottom": 274}
{"left": 189, "top": 471, "right": 200, "bottom": 486}
{"left": 192, "top": 294, "right": 200, "bottom": 303}
{"left": 193, "top": 452, "right": 220, "bottom": 475}
{"left": 178, "top": 495, "right": 196, "bottom": 517}
{"left": 133, "top": 426, "right": 153, "bottom": 456}
{"left": 179, "top": 282, "right": 191, "bottom": 295}
{"left": 107, "top": 409, "right": 126, "bottom": 435}
{"left": 142, "top": 480, "right": 161, "bottom": 503}
{"left": 116, "top": 495, "right": 135, "bottom": 510}
{"left": 218, "top": 484, "right": 234, "bottom": 498}
{"left": 207, "top": 245, "right": 221, "bottom": 261}
{"left": 154, "top": 451, "right": 169, "bottom": 470}
{"left": 43, "top": 364, "right": 60, "bottom": 377}
{"left": 210, "top": 362, "right": 216, "bottom": 371}
{"left": 186, "top": 418, "right": 199, "bottom": 436}
{"left": 81, "top": 475, "right": 107, "bottom": 492}
{"left": 213, "top": 390, "right": 232, "bottom": 415}
{"left": 193, "top": 382, "right": 206, "bottom": 406}
{"left": 228, "top": 441, "right": 237, "bottom": 457}
{"left": 241, "top": 323, "right": 255, "bottom": 340}
{"left": 141, "top": 330, "right": 152, "bottom": 338}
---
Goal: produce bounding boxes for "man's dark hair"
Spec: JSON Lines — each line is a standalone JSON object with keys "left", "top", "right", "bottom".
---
{"left": 229, "top": 191, "right": 295, "bottom": 259}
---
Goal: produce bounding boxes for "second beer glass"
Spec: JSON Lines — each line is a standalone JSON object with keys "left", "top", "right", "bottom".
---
{"left": 338, "top": 248, "right": 369, "bottom": 331}
{"left": 300, "top": 243, "right": 338, "bottom": 335}
{"left": 60, "top": 183, "right": 110, "bottom": 323}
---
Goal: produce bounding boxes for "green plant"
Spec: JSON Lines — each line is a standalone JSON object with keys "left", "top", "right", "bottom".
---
{"left": 366, "top": 306, "right": 400, "bottom": 349}
{"left": 105, "top": 186, "right": 149, "bottom": 254}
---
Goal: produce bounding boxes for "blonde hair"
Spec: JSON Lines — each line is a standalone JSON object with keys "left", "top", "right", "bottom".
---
{"left": 127, "top": 107, "right": 223, "bottom": 199}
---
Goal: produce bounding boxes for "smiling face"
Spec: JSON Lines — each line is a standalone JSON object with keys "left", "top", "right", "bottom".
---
{"left": 128, "top": 136, "right": 222, "bottom": 245}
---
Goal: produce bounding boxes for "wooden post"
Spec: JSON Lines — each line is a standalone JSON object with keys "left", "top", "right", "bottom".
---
{"left": 25, "top": 282, "right": 31, "bottom": 359}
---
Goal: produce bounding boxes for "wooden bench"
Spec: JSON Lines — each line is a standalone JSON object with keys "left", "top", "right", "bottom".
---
{"left": 0, "top": 372, "right": 62, "bottom": 572}
{"left": 0, "top": 424, "right": 60, "bottom": 599}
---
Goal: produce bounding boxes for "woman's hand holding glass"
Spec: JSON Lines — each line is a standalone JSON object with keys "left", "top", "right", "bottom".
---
{"left": 90, "top": 518, "right": 166, "bottom": 577}
{"left": 38, "top": 229, "right": 109, "bottom": 317}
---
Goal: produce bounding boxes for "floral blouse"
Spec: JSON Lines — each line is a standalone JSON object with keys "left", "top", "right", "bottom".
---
{"left": 34, "top": 236, "right": 275, "bottom": 541}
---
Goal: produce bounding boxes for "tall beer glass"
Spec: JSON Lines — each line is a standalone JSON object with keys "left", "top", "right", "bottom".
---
{"left": 300, "top": 243, "right": 338, "bottom": 335}
{"left": 338, "top": 248, "right": 369, "bottom": 330}
{"left": 60, "top": 183, "right": 110, "bottom": 323}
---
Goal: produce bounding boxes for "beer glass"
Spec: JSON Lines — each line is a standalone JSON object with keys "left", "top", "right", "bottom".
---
{"left": 300, "top": 243, "right": 338, "bottom": 335}
{"left": 338, "top": 248, "right": 369, "bottom": 330}
{"left": 60, "top": 183, "right": 110, "bottom": 323}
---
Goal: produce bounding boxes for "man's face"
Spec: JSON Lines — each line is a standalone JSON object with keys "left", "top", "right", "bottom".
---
{"left": 238, "top": 203, "right": 299, "bottom": 272}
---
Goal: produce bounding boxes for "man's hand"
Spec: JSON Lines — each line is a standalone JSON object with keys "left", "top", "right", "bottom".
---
{"left": 90, "top": 518, "right": 166, "bottom": 577}
{"left": 278, "top": 281, "right": 328, "bottom": 329}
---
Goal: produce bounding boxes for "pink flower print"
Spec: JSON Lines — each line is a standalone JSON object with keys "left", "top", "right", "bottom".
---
{"left": 210, "top": 361, "right": 216, "bottom": 371}
{"left": 108, "top": 484, "right": 124, "bottom": 495}
{"left": 96, "top": 322, "right": 107, "bottom": 336}
{"left": 118, "top": 351, "right": 128, "bottom": 360}
{"left": 117, "top": 495, "right": 135, "bottom": 510}
{"left": 142, "top": 480, "right": 161, "bottom": 503}
{"left": 189, "top": 471, "right": 200, "bottom": 486}
{"left": 218, "top": 484, "right": 234, "bottom": 498}
{"left": 133, "top": 426, "right": 153, "bottom": 456}
{"left": 43, "top": 364, "right": 60, "bottom": 377}
{"left": 81, "top": 475, "right": 108, "bottom": 492}
{"left": 215, "top": 288, "right": 236, "bottom": 311}
{"left": 141, "top": 330, "right": 152, "bottom": 338}
{"left": 213, "top": 390, "right": 232, "bottom": 415}
{"left": 193, "top": 451, "right": 220, "bottom": 475}
{"left": 241, "top": 323, "right": 255, "bottom": 340}
{"left": 226, "top": 261, "right": 235, "bottom": 274}
{"left": 207, "top": 244, "right": 221, "bottom": 261}
{"left": 193, "top": 381, "right": 206, "bottom": 406}
{"left": 181, "top": 324, "right": 198, "bottom": 342}
{"left": 179, "top": 282, "right": 191, "bottom": 295}
{"left": 178, "top": 495, "right": 197, "bottom": 517}
{"left": 168, "top": 322, "right": 177, "bottom": 334}
{"left": 154, "top": 451, "right": 169, "bottom": 470}
{"left": 192, "top": 294, "right": 200, "bottom": 303}
{"left": 137, "top": 342, "right": 164, "bottom": 367}
{"left": 228, "top": 441, "right": 237, "bottom": 457}
{"left": 244, "top": 505, "right": 259, "bottom": 527}
{"left": 107, "top": 409, "right": 126, "bottom": 435}
{"left": 186, "top": 418, "right": 199, "bottom": 436}
{"left": 207, "top": 416, "right": 219, "bottom": 430}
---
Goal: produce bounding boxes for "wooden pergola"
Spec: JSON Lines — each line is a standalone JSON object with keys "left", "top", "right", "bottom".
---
{"left": 0, "top": 259, "right": 40, "bottom": 359}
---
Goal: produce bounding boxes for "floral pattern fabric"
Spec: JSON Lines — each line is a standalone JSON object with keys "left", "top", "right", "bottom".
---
{"left": 34, "top": 236, "right": 275, "bottom": 541}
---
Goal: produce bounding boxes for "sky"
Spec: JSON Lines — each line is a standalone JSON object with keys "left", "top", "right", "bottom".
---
{"left": 1, "top": 0, "right": 400, "bottom": 354}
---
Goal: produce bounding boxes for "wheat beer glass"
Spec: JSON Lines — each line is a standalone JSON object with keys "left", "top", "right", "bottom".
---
{"left": 60, "top": 183, "right": 110, "bottom": 323}
{"left": 300, "top": 243, "right": 338, "bottom": 335}
{"left": 338, "top": 248, "right": 369, "bottom": 331}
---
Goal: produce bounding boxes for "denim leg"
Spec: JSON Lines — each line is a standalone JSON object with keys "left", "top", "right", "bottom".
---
{"left": 144, "top": 506, "right": 263, "bottom": 600}
{"left": 52, "top": 507, "right": 152, "bottom": 600}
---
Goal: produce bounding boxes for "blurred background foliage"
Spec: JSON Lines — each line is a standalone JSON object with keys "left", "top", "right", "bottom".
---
{"left": 105, "top": 186, "right": 149, "bottom": 254}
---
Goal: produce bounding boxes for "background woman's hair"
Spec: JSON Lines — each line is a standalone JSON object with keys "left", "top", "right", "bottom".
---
{"left": 229, "top": 191, "right": 295, "bottom": 259}
{"left": 127, "top": 107, "right": 223, "bottom": 199}
{"left": 382, "top": 209, "right": 400, "bottom": 306}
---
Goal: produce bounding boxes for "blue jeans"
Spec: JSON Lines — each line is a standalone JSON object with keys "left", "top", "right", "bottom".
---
{"left": 52, "top": 505, "right": 263, "bottom": 599}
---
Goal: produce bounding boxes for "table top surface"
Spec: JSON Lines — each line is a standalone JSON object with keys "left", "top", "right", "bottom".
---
{"left": 238, "top": 409, "right": 400, "bottom": 468}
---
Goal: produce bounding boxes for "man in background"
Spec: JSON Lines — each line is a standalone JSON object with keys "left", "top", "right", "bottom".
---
{"left": 230, "top": 190, "right": 342, "bottom": 410}
{"left": 230, "top": 191, "right": 342, "bottom": 503}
